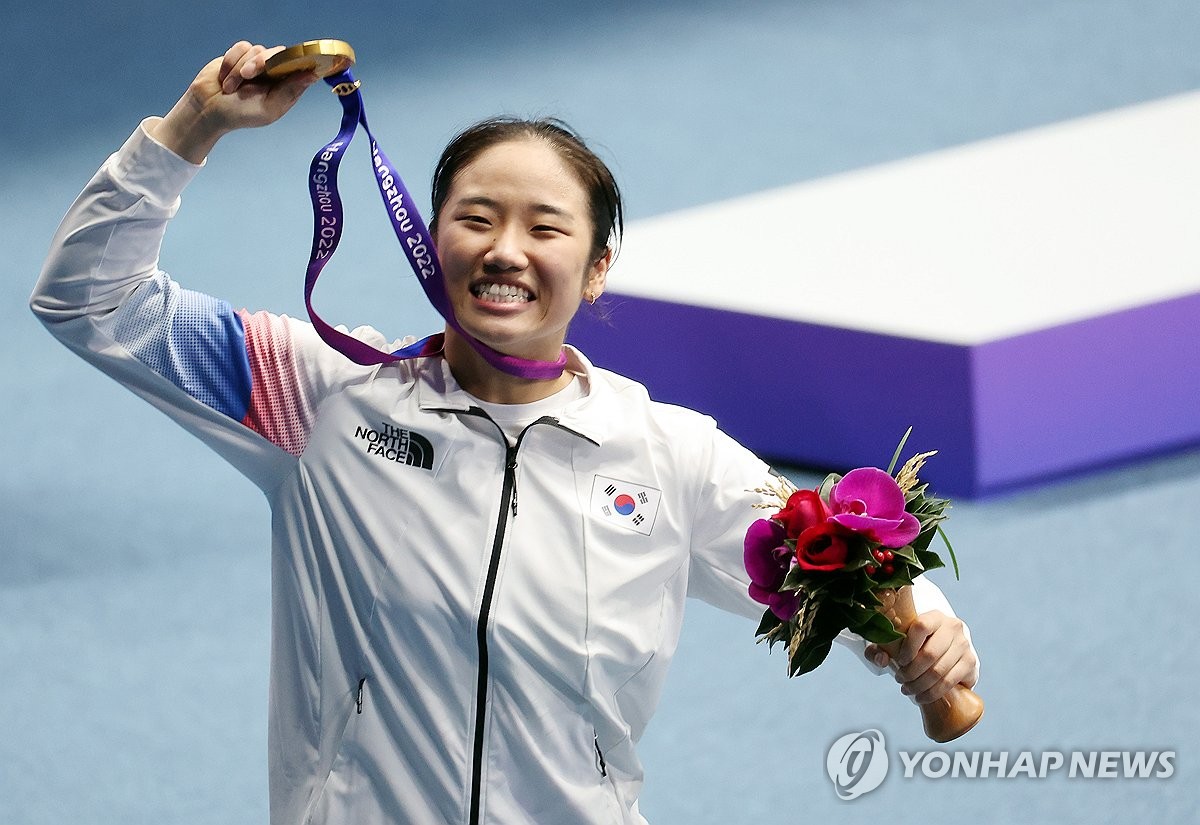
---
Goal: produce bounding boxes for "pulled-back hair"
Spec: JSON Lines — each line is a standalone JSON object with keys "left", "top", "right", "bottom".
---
{"left": 430, "top": 117, "right": 623, "bottom": 261}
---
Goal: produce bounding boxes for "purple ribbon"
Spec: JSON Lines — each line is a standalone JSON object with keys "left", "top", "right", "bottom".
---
{"left": 303, "top": 69, "right": 568, "bottom": 379}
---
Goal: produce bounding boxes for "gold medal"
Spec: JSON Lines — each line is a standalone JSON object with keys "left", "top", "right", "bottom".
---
{"left": 265, "top": 39, "right": 356, "bottom": 79}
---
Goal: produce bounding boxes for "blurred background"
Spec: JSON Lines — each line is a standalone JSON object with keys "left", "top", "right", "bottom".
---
{"left": 3, "top": 1, "right": 1199, "bottom": 822}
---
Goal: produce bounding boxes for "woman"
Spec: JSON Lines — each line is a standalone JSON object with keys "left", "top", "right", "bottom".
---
{"left": 33, "top": 42, "right": 978, "bottom": 825}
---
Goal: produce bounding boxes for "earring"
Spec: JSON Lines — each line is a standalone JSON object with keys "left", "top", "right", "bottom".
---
{"left": 584, "top": 291, "right": 597, "bottom": 305}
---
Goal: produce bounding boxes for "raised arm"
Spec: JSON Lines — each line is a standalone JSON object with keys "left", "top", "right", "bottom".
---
{"left": 32, "top": 41, "right": 318, "bottom": 329}
{"left": 30, "top": 44, "right": 344, "bottom": 489}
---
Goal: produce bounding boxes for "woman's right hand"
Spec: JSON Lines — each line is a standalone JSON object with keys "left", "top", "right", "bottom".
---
{"left": 151, "top": 41, "right": 321, "bottom": 164}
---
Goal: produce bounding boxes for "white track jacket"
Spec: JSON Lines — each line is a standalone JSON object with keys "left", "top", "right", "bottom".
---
{"left": 32, "top": 121, "right": 963, "bottom": 824}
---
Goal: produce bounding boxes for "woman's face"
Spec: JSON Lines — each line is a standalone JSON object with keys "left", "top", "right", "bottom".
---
{"left": 433, "top": 138, "right": 609, "bottom": 364}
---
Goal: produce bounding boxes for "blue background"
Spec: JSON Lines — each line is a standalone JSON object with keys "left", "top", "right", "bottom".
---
{"left": 4, "top": 2, "right": 1199, "bottom": 822}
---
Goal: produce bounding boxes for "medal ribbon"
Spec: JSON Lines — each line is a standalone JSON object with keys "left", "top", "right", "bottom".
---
{"left": 302, "top": 69, "right": 568, "bottom": 378}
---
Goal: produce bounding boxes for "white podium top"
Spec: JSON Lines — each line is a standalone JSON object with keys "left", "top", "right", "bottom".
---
{"left": 609, "top": 91, "right": 1200, "bottom": 345}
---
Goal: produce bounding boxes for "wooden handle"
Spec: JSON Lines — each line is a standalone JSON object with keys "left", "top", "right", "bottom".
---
{"left": 877, "top": 587, "right": 984, "bottom": 743}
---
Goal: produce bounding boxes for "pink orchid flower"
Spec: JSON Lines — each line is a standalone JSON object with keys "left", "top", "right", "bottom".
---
{"left": 743, "top": 518, "right": 801, "bottom": 620}
{"left": 829, "top": 467, "right": 920, "bottom": 548}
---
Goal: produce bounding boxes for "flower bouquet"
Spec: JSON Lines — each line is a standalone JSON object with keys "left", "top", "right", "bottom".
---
{"left": 744, "top": 430, "right": 983, "bottom": 741}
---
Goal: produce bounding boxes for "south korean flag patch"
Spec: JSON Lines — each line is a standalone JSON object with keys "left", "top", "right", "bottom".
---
{"left": 591, "top": 475, "right": 662, "bottom": 536}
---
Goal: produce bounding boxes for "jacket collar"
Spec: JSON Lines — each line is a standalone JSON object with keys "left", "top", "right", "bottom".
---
{"left": 414, "top": 345, "right": 611, "bottom": 445}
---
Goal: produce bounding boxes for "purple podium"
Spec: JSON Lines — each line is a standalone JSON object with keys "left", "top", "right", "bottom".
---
{"left": 569, "top": 93, "right": 1200, "bottom": 497}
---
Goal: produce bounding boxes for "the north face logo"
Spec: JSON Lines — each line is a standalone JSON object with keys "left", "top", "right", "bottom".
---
{"left": 355, "top": 421, "right": 435, "bottom": 470}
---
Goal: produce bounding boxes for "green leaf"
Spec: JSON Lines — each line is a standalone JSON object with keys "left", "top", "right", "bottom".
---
{"left": 911, "top": 529, "right": 936, "bottom": 554}
{"left": 937, "top": 525, "right": 960, "bottom": 579}
{"left": 900, "top": 556, "right": 924, "bottom": 576}
{"left": 853, "top": 610, "right": 906, "bottom": 645}
{"left": 818, "top": 473, "right": 841, "bottom": 502}
{"left": 871, "top": 573, "right": 918, "bottom": 590}
{"left": 755, "top": 608, "right": 782, "bottom": 638}
{"left": 838, "top": 601, "right": 878, "bottom": 627}
{"left": 887, "top": 427, "right": 914, "bottom": 475}
{"left": 915, "top": 549, "right": 945, "bottom": 573}
{"left": 847, "top": 540, "right": 877, "bottom": 566}
{"left": 857, "top": 588, "right": 884, "bottom": 608}
{"left": 789, "top": 638, "right": 835, "bottom": 677}
{"left": 780, "top": 565, "right": 809, "bottom": 591}
{"left": 827, "top": 574, "right": 867, "bottom": 600}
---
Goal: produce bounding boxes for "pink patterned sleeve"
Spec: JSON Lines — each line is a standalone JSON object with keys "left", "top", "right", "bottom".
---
{"left": 238, "top": 310, "right": 323, "bottom": 457}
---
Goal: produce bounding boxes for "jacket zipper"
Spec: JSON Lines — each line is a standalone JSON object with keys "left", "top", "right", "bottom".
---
{"left": 468, "top": 435, "right": 518, "bottom": 825}
{"left": 461, "top": 411, "right": 593, "bottom": 825}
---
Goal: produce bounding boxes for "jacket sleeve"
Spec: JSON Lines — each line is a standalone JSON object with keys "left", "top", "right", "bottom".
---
{"left": 685, "top": 423, "right": 976, "bottom": 674}
{"left": 685, "top": 424, "right": 777, "bottom": 620}
{"left": 29, "top": 119, "right": 363, "bottom": 491}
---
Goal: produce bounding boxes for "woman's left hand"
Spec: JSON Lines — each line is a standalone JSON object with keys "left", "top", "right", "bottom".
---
{"left": 864, "top": 611, "right": 979, "bottom": 705}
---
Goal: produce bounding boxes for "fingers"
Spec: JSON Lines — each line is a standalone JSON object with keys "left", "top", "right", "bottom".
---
{"left": 212, "top": 41, "right": 317, "bottom": 127}
{"left": 863, "top": 643, "right": 890, "bottom": 669}
{"left": 894, "top": 610, "right": 947, "bottom": 670}
{"left": 217, "top": 41, "right": 251, "bottom": 89}
{"left": 891, "top": 611, "right": 978, "bottom": 705}
{"left": 268, "top": 69, "right": 323, "bottom": 109}
{"left": 218, "top": 41, "right": 284, "bottom": 93}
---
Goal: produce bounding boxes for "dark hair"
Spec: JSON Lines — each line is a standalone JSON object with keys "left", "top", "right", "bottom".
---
{"left": 430, "top": 117, "right": 623, "bottom": 261}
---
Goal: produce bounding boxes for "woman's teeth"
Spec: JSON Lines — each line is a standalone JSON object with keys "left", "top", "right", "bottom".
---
{"left": 473, "top": 283, "right": 532, "bottom": 303}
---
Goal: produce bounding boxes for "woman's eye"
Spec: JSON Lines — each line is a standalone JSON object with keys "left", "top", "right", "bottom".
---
{"left": 459, "top": 215, "right": 490, "bottom": 226}
{"left": 532, "top": 225, "right": 564, "bottom": 235}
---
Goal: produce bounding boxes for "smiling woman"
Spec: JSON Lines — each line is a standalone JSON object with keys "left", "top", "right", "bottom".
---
{"left": 29, "top": 40, "right": 977, "bottom": 825}
{"left": 435, "top": 136, "right": 615, "bottom": 400}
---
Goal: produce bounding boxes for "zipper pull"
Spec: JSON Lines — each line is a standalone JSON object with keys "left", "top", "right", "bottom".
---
{"left": 356, "top": 677, "right": 366, "bottom": 714}
{"left": 594, "top": 733, "right": 608, "bottom": 777}
{"left": 507, "top": 450, "right": 519, "bottom": 517}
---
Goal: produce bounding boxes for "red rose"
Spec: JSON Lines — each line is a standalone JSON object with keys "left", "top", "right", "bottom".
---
{"left": 794, "top": 521, "right": 851, "bottom": 572}
{"left": 775, "top": 489, "right": 830, "bottom": 539}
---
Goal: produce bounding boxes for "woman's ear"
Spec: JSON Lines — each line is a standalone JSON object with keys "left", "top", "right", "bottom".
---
{"left": 585, "top": 247, "right": 612, "bottom": 303}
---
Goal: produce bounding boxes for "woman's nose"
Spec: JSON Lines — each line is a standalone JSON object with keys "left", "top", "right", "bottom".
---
{"left": 483, "top": 226, "right": 528, "bottom": 271}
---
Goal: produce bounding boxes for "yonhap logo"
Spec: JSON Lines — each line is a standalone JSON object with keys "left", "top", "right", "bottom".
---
{"left": 824, "top": 727, "right": 1175, "bottom": 801}
{"left": 826, "top": 729, "right": 889, "bottom": 800}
